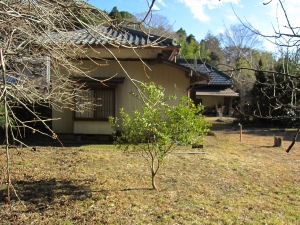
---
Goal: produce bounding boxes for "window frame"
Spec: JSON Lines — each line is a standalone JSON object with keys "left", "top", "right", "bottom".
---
{"left": 74, "top": 87, "right": 115, "bottom": 121}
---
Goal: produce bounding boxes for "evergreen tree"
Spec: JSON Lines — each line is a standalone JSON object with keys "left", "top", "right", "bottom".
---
{"left": 176, "top": 30, "right": 200, "bottom": 59}
{"left": 176, "top": 28, "right": 187, "bottom": 39}
{"left": 199, "top": 40, "right": 210, "bottom": 60}
{"left": 186, "top": 34, "right": 196, "bottom": 44}
{"left": 120, "top": 11, "right": 133, "bottom": 19}
{"left": 109, "top": 6, "right": 123, "bottom": 23}
{"left": 203, "top": 32, "right": 224, "bottom": 66}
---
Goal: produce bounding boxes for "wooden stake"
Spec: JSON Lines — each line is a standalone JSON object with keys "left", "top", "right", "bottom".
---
{"left": 238, "top": 123, "right": 242, "bottom": 142}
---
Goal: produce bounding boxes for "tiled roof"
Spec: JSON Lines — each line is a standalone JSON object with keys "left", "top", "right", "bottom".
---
{"left": 0, "top": 74, "right": 24, "bottom": 85}
{"left": 50, "top": 26, "right": 178, "bottom": 47}
{"left": 176, "top": 59, "right": 233, "bottom": 86}
{"left": 196, "top": 88, "right": 239, "bottom": 97}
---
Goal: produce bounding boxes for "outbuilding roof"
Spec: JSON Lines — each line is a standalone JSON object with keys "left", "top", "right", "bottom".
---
{"left": 176, "top": 59, "right": 233, "bottom": 86}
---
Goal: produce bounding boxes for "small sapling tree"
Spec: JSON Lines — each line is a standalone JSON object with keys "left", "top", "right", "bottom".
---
{"left": 109, "top": 82, "right": 211, "bottom": 190}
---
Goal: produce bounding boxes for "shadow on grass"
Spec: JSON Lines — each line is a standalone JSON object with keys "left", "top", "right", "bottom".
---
{"left": 121, "top": 187, "right": 154, "bottom": 191}
{"left": 89, "top": 187, "right": 154, "bottom": 193}
{"left": 0, "top": 178, "right": 92, "bottom": 210}
{"left": 260, "top": 146, "right": 278, "bottom": 148}
{"left": 244, "top": 130, "right": 300, "bottom": 142}
{"left": 217, "top": 128, "right": 300, "bottom": 143}
{"left": 8, "top": 132, "right": 115, "bottom": 148}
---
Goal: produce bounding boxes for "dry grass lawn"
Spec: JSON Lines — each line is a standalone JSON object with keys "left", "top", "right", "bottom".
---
{"left": 1, "top": 118, "right": 300, "bottom": 224}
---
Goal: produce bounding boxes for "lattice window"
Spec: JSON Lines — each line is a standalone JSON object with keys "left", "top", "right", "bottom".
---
{"left": 75, "top": 89, "right": 115, "bottom": 120}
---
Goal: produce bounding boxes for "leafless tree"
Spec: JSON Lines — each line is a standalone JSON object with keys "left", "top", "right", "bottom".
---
{"left": 228, "top": 0, "right": 300, "bottom": 152}
{"left": 135, "top": 12, "right": 175, "bottom": 37}
{"left": 218, "top": 24, "right": 263, "bottom": 113}
{"left": 0, "top": 0, "right": 159, "bottom": 210}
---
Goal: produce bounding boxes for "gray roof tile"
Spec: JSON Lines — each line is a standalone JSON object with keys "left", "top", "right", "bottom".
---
{"left": 176, "top": 59, "right": 233, "bottom": 86}
{"left": 0, "top": 74, "right": 24, "bottom": 85}
{"left": 51, "top": 26, "right": 178, "bottom": 47}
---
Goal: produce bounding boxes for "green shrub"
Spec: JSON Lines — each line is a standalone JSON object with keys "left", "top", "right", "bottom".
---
{"left": 109, "top": 82, "right": 211, "bottom": 189}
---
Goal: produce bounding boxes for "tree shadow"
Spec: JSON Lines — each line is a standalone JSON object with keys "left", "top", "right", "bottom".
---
{"left": 120, "top": 187, "right": 154, "bottom": 191}
{"left": 209, "top": 120, "right": 235, "bottom": 131}
{"left": 89, "top": 187, "right": 154, "bottom": 193}
{"left": 244, "top": 130, "right": 300, "bottom": 142}
{"left": 260, "top": 146, "right": 278, "bottom": 148}
{"left": 5, "top": 132, "right": 114, "bottom": 148}
{"left": 0, "top": 178, "right": 92, "bottom": 211}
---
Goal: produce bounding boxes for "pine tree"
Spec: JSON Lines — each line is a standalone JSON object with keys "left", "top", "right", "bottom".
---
{"left": 109, "top": 6, "right": 123, "bottom": 23}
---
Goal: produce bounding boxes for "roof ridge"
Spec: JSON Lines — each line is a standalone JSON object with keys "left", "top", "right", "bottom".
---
{"left": 47, "top": 25, "right": 178, "bottom": 48}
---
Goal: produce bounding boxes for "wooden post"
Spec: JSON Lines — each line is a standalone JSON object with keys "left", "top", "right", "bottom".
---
{"left": 228, "top": 97, "right": 233, "bottom": 116}
{"left": 238, "top": 123, "right": 242, "bottom": 142}
{"left": 274, "top": 136, "right": 282, "bottom": 147}
{"left": 240, "top": 127, "right": 242, "bottom": 142}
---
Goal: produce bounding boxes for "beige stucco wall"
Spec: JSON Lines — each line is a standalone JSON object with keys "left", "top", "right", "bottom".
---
{"left": 52, "top": 108, "right": 73, "bottom": 133}
{"left": 74, "top": 121, "right": 113, "bottom": 134}
{"left": 196, "top": 95, "right": 224, "bottom": 108}
{"left": 52, "top": 59, "right": 190, "bottom": 135}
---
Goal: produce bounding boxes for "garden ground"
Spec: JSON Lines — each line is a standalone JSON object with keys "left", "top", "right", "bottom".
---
{"left": 0, "top": 118, "right": 300, "bottom": 224}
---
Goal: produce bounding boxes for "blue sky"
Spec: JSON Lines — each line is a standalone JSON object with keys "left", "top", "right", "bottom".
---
{"left": 89, "top": 0, "right": 300, "bottom": 51}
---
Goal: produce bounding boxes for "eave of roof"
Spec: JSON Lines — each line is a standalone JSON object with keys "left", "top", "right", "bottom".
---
{"left": 71, "top": 77, "right": 125, "bottom": 86}
{"left": 195, "top": 88, "right": 239, "bottom": 97}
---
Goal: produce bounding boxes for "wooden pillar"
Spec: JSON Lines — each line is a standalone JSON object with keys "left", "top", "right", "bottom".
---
{"left": 228, "top": 97, "right": 233, "bottom": 116}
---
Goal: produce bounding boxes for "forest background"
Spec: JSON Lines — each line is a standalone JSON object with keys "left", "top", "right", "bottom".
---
{"left": 103, "top": 3, "right": 300, "bottom": 128}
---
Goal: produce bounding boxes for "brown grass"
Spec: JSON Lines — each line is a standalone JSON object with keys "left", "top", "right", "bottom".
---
{"left": 1, "top": 119, "right": 300, "bottom": 224}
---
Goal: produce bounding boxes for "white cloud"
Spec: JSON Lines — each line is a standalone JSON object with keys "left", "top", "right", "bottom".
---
{"left": 157, "top": 0, "right": 167, "bottom": 7}
{"left": 177, "top": 0, "right": 240, "bottom": 22}
{"left": 218, "top": 28, "right": 225, "bottom": 34}
{"left": 266, "top": 0, "right": 300, "bottom": 24}
{"left": 264, "top": 0, "right": 300, "bottom": 36}
{"left": 152, "top": 4, "right": 161, "bottom": 10}
{"left": 226, "top": 14, "right": 238, "bottom": 22}
{"left": 263, "top": 39, "right": 277, "bottom": 52}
